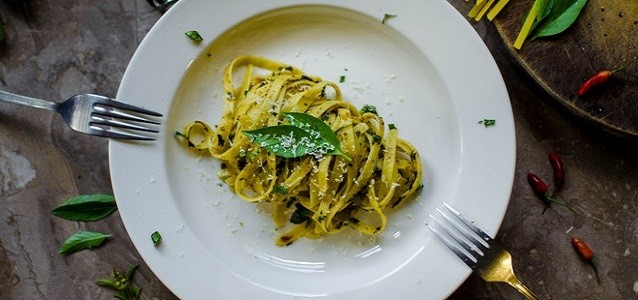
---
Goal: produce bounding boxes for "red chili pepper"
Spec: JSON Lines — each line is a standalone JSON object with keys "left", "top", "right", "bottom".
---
{"left": 527, "top": 172, "right": 549, "bottom": 198}
{"left": 578, "top": 56, "right": 637, "bottom": 97}
{"left": 527, "top": 172, "right": 575, "bottom": 212}
{"left": 571, "top": 236, "right": 600, "bottom": 283}
{"left": 548, "top": 151, "right": 565, "bottom": 194}
{"left": 578, "top": 70, "right": 612, "bottom": 97}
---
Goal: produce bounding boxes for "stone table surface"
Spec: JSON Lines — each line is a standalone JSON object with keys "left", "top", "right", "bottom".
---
{"left": 1, "top": 1, "right": 637, "bottom": 299}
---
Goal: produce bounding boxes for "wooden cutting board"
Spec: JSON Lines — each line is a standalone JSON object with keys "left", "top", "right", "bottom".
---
{"left": 492, "top": 0, "right": 638, "bottom": 139}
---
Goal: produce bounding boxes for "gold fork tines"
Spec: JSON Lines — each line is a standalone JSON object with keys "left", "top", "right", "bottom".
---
{"left": 427, "top": 203, "right": 539, "bottom": 300}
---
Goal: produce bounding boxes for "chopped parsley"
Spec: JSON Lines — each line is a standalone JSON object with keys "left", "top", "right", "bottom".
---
{"left": 360, "top": 104, "right": 378, "bottom": 115}
{"left": 151, "top": 231, "right": 162, "bottom": 247}
{"left": 339, "top": 75, "right": 346, "bottom": 83}
{"left": 185, "top": 30, "right": 203, "bottom": 44}
{"left": 290, "top": 203, "right": 313, "bottom": 224}
{"left": 382, "top": 13, "right": 397, "bottom": 24}
{"left": 479, "top": 119, "right": 496, "bottom": 127}
{"left": 272, "top": 185, "right": 288, "bottom": 195}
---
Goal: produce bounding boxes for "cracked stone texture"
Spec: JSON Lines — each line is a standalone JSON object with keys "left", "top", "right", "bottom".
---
{"left": 0, "top": 0, "right": 637, "bottom": 299}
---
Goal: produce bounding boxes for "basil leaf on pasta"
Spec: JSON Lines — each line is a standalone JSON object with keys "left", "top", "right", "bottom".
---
{"left": 243, "top": 125, "right": 320, "bottom": 158}
{"left": 243, "top": 113, "right": 349, "bottom": 160}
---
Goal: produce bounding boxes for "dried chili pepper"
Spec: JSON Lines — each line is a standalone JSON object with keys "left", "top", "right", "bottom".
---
{"left": 527, "top": 172, "right": 575, "bottom": 212}
{"left": 548, "top": 151, "right": 565, "bottom": 195}
{"left": 578, "top": 56, "right": 637, "bottom": 97}
{"left": 571, "top": 236, "right": 600, "bottom": 283}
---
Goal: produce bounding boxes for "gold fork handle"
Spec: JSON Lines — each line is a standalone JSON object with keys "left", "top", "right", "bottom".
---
{"left": 507, "top": 275, "right": 539, "bottom": 300}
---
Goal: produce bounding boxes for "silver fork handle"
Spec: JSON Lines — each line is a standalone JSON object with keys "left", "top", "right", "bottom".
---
{"left": 0, "top": 90, "right": 58, "bottom": 111}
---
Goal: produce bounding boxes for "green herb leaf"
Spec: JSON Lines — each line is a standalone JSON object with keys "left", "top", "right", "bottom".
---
{"left": 185, "top": 30, "right": 203, "bottom": 44}
{"left": 532, "top": 0, "right": 589, "bottom": 39}
{"left": 382, "top": 13, "right": 397, "bottom": 24}
{"left": 285, "top": 113, "right": 344, "bottom": 153}
{"left": 479, "top": 119, "right": 496, "bottom": 127}
{"left": 151, "top": 231, "right": 162, "bottom": 246}
{"left": 290, "top": 203, "right": 313, "bottom": 224}
{"left": 272, "top": 185, "right": 288, "bottom": 195}
{"left": 243, "top": 125, "right": 318, "bottom": 158}
{"left": 59, "top": 231, "right": 111, "bottom": 254}
{"left": 360, "top": 104, "right": 378, "bottom": 115}
{"left": 52, "top": 194, "right": 117, "bottom": 222}
{"left": 97, "top": 265, "right": 141, "bottom": 300}
{"left": 242, "top": 112, "right": 349, "bottom": 160}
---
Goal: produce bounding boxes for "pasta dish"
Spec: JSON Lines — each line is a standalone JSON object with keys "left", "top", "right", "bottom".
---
{"left": 177, "top": 55, "right": 423, "bottom": 246}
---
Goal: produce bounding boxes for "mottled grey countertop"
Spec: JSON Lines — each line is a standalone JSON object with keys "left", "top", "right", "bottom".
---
{"left": 1, "top": 1, "right": 637, "bottom": 299}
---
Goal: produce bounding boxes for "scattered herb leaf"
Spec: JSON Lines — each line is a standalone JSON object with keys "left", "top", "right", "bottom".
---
{"left": 273, "top": 185, "right": 288, "bottom": 195}
{"left": 339, "top": 75, "right": 346, "bottom": 83}
{"left": 359, "top": 104, "right": 378, "bottom": 115}
{"left": 59, "top": 231, "right": 111, "bottom": 255}
{"left": 52, "top": 194, "right": 117, "bottom": 222}
{"left": 185, "top": 30, "right": 203, "bottom": 44}
{"left": 290, "top": 203, "right": 313, "bottom": 224}
{"left": 97, "top": 264, "right": 141, "bottom": 300}
{"left": 479, "top": 119, "right": 496, "bottom": 127}
{"left": 151, "top": 231, "right": 162, "bottom": 247}
{"left": 382, "top": 13, "right": 397, "bottom": 24}
{"left": 389, "top": 124, "right": 397, "bottom": 130}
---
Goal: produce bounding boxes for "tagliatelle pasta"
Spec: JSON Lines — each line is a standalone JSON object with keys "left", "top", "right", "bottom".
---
{"left": 177, "top": 55, "right": 423, "bottom": 246}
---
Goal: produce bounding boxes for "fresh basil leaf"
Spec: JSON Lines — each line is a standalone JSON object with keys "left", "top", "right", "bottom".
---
{"left": 284, "top": 112, "right": 348, "bottom": 158}
{"left": 52, "top": 194, "right": 117, "bottom": 222}
{"left": 243, "top": 125, "right": 318, "bottom": 158}
{"left": 59, "top": 231, "right": 111, "bottom": 254}
{"left": 243, "top": 113, "right": 350, "bottom": 160}
{"left": 532, "top": 0, "right": 589, "bottom": 38}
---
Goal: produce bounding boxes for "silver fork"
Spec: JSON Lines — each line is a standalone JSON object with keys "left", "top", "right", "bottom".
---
{"left": 0, "top": 90, "right": 162, "bottom": 140}
{"left": 427, "top": 203, "right": 539, "bottom": 300}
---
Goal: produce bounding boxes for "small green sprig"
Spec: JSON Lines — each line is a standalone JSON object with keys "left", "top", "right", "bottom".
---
{"left": 96, "top": 265, "right": 141, "bottom": 300}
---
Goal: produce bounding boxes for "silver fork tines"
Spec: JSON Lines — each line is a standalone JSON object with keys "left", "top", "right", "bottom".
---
{"left": 427, "top": 203, "right": 539, "bottom": 300}
{"left": 0, "top": 90, "right": 162, "bottom": 140}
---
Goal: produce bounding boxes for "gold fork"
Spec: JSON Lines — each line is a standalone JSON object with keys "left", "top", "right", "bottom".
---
{"left": 427, "top": 203, "right": 539, "bottom": 300}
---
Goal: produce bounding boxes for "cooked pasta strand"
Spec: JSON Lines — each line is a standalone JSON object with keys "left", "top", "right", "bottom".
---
{"left": 177, "top": 55, "right": 423, "bottom": 245}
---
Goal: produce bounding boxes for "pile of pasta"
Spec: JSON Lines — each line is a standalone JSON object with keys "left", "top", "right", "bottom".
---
{"left": 178, "top": 55, "right": 423, "bottom": 246}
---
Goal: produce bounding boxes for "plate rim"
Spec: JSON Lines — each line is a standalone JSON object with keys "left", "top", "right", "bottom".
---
{"left": 110, "top": 0, "right": 515, "bottom": 299}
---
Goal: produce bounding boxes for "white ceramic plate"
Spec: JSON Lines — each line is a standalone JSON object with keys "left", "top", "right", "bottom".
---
{"left": 110, "top": 0, "right": 515, "bottom": 299}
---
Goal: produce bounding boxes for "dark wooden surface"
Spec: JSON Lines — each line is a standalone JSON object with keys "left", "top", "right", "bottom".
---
{"left": 493, "top": 0, "right": 638, "bottom": 139}
{"left": 1, "top": 1, "right": 637, "bottom": 299}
